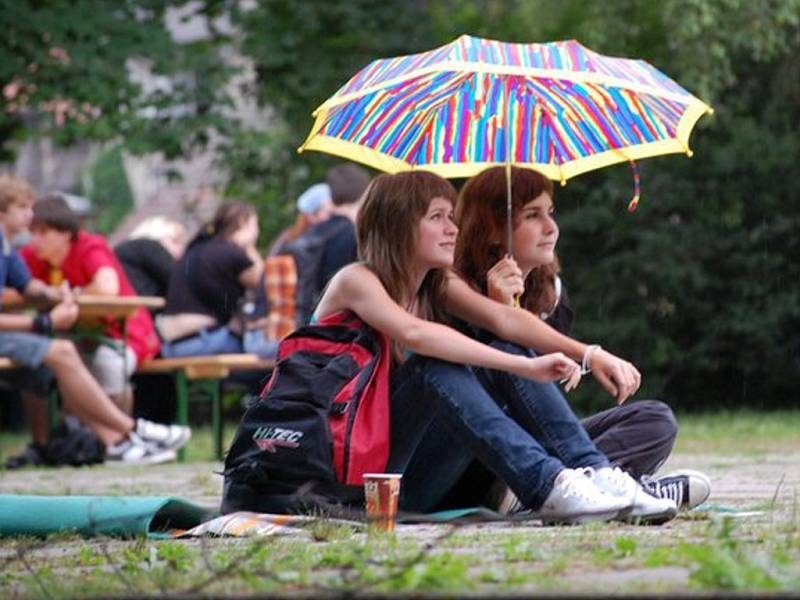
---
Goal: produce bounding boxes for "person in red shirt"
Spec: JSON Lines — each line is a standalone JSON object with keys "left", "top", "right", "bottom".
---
{"left": 20, "top": 194, "right": 160, "bottom": 413}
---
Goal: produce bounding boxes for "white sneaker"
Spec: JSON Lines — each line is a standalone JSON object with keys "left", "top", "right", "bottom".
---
{"left": 106, "top": 433, "right": 177, "bottom": 465}
{"left": 589, "top": 466, "right": 678, "bottom": 525}
{"left": 641, "top": 469, "right": 711, "bottom": 510}
{"left": 135, "top": 419, "right": 191, "bottom": 452}
{"left": 531, "top": 468, "right": 631, "bottom": 524}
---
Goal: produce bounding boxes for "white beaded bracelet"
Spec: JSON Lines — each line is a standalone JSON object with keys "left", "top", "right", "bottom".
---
{"left": 581, "top": 344, "right": 602, "bottom": 375}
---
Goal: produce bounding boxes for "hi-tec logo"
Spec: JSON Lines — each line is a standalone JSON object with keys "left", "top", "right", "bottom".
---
{"left": 252, "top": 426, "right": 303, "bottom": 453}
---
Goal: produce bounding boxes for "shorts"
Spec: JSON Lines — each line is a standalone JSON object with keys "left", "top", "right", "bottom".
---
{"left": 88, "top": 343, "right": 137, "bottom": 396}
{"left": 0, "top": 332, "right": 54, "bottom": 396}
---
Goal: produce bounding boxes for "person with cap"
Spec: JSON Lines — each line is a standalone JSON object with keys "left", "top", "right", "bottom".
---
{"left": 267, "top": 183, "right": 332, "bottom": 256}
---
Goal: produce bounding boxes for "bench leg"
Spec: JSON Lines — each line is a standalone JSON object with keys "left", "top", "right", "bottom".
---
{"left": 211, "top": 380, "right": 223, "bottom": 461}
{"left": 192, "top": 379, "right": 223, "bottom": 461}
{"left": 175, "top": 371, "right": 189, "bottom": 462}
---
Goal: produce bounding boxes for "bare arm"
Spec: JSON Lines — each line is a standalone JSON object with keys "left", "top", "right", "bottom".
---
{"left": 84, "top": 266, "right": 120, "bottom": 296}
{"left": 444, "top": 271, "right": 640, "bottom": 403}
{"left": 22, "top": 279, "right": 63, "bottom": 305}
{"left": 0, "top": 295, "right": 78, "bottom": 332}
{"left": 238, "top": 245, "right": 264, "bottom": 289}
{"left": 316, "top": 264, "right": 581, "bottom": 387}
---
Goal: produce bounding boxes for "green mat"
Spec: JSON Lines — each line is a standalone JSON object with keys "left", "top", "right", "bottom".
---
{"left": 0, "top": 495, "right": 216, "bottom": 539}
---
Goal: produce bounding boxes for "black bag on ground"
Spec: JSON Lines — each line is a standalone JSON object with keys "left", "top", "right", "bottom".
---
{"left": 42, "top": 415, "right": 105, "bottom": 467}
{"left": 221, "top": 311, "right": 391, "bottom": 515}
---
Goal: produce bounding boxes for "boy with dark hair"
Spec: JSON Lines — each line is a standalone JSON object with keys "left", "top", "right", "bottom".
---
{"left": 20, "top": 194, "right": 160, "bottom": 413}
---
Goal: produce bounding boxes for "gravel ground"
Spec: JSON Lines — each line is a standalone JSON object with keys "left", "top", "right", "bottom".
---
{"left": 0, "top": 448, "right": 797, "bottom": 595}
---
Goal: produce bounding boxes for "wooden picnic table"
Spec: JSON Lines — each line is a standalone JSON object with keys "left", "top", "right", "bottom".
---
{"left": 71, "top": 294, "right": 164, "bottom": 325}
{"left": 2, "top": 293, "right": 164, "bottom": 322}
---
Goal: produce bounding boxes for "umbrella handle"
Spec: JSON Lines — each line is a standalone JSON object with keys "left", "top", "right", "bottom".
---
{"left": 627, "top": 160, "right": 641, "bottom": 212}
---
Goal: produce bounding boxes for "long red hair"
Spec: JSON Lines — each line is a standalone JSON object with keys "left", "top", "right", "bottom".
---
{"left": 455, "top": 166, "right": 560, "bottom": 316}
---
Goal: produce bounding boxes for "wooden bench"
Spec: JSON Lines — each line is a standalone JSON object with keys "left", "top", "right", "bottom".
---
{"left": 138, "top": 354, "right": 275, "bottom": 461}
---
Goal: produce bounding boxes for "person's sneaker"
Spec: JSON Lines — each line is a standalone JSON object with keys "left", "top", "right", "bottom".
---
{"left": 134, "top": 419, "right": 191, "bottom": 452}
{"left": 588, "top": 466, "right": 678, "bottom": 525}
{"left": 106, "top": 433, "right": 177, "bottom": 465}
{"left": 641, "top": 469, "right": 711, "bottom": 510}
{"left": 484, "top": 478, "right": 525, "bottom": 515}
{"left": 4, "top": 443, "right": 47, "bottom": 469}
{"left": 531, "top": 468, "right": 631, "bottom": 524}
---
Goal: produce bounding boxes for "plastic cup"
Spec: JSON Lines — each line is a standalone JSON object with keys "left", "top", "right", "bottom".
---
{"left": 363, "top": 473, "right": 402, "bottom": 532}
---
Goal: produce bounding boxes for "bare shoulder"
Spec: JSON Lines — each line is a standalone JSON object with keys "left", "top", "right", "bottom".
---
{"left": 316, "top": 263, "right": 382, "bottom": 317}
{"left": 331, "top": 263, "right": 380, "bottom": 291}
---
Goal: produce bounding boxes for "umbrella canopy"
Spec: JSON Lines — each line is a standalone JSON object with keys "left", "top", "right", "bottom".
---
{"left": 299, "top": 35, "right": 713, "bottom": 184}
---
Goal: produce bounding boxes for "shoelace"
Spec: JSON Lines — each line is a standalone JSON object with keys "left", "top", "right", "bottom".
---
{"left": 579, "top": 466, "right": 635, "bottom": 497}
{"left": 643, "top": 478, "right": 684, "bottom": 507}
{"left": 559, "top": 470, "right": 604, "bottom": 502}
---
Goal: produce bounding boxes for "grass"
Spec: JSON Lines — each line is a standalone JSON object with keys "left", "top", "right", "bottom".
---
{"left": 1, "top": 410, "right": 799, "bottom": 596}
{"left": 673, "top": 409, "right": 800, "bottom": 454}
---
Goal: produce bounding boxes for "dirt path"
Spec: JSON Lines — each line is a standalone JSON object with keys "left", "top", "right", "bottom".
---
{"left": 1, "top": 449, "right": 797, "bottom": 595}
{"left": 2, "top": 450, "right": 796, "bottom": 515}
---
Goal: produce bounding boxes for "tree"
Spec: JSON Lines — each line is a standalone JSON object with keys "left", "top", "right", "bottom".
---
{"left": 0, "top": 0, "right": 237, "bottom": 162}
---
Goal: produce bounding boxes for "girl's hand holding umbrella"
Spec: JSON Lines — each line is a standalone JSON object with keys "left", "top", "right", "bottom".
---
{"left": 486, "top": 256, "right": 525, "bottom": 307}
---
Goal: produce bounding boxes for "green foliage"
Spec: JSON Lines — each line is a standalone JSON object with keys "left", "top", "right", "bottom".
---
{"left": 3, "top": 1, "right": 799, "bottom": 409}
{"left": 85, "top": 145, "right": 134, "bottom": 234}
{"left": 0, "top": 0, "right": 238, "bottom": 162}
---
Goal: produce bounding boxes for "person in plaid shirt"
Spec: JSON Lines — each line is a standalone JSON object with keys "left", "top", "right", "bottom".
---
{"left": 241, "top": 255, "right": 298, "bottom": 358}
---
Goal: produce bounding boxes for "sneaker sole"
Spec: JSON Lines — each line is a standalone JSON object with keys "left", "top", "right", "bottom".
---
{"left": 619, "top": 505, "right": 678, "bottom": 526}
{"left": 539, "top": 507, "right": 626, "bottom": 526}
{"left": 105, "top": 449, "right": 177, "bottom": 466}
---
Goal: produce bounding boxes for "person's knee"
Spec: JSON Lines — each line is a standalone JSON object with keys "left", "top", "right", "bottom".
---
{"left": 638, "top": 399, "right": 678, "bottom": 443}
{"left": 44, "top": 339, "right": 81, "bottom": 367}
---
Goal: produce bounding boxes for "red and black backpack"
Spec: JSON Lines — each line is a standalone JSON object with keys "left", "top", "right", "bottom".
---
{"left": 222, "top": 310, "right": 391, "bottom": 513}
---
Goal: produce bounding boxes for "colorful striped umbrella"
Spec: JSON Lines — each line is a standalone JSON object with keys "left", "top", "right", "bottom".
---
{"left": 300, "top": 34, "right": 713, "bottom": 206}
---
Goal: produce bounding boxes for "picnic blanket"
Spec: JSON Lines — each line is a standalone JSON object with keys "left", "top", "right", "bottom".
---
{"left": 0, "top": 495, "right": 214, "bottom": 539}
{"left": 0, "top": 494, "right": 727, "bottom": 540}
{"left": 0, "top": 494, "right": 499, "bottom": 539}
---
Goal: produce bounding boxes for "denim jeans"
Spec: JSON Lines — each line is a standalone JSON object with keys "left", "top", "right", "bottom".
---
{"left": 160, "top": 326, "right": 243, "bottom": 358}
{"left": 242, "top": 329, "right": 280, "bottom": 359}
{"left": 391, "top": 341, "right": 610, "bottom": 513}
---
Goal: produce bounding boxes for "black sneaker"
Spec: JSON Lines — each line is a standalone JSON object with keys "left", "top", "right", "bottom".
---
{"left": 4, "top": 443, "right": 47, "bottom": 469}
{"left": 641, "top": 469, "right": 711, "bottom": 510}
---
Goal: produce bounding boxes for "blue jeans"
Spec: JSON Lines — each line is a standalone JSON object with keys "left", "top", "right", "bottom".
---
{"left": 160, "top": 326, "right": 243, "bottom": 358}
{"left": 390, "top": 342, "right": 610, "bottom": 512}
{"left": 242, "top": 330, "right": 280, "bottom": 359}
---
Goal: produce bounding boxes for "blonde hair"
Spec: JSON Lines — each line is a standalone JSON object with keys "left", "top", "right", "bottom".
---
{"left": 129, "top": 216, "right": 186, "bottom": 242}
{"left": 0, "top": 175, "right": 35, "bottom": 212}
